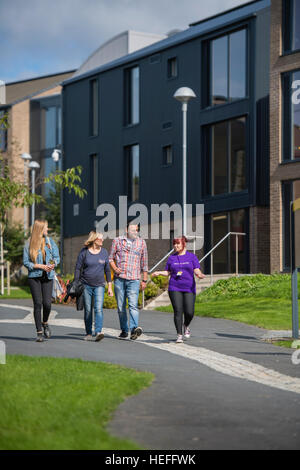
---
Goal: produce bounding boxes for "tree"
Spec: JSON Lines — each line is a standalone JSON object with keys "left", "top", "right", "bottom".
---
{"left": 0, "top": 112, "right": 87, "bottom": 291}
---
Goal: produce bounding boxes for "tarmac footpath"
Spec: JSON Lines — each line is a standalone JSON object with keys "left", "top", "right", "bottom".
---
{"left": 1, "top": 299, "right": 300, "bottom": 450}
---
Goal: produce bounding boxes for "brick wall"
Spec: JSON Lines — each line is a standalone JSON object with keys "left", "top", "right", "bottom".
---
{"left": 270, "top": 0, "right": 300, "bottom": 272}
{"left": 249, "top": 206, "right": 270, "bottom": 273}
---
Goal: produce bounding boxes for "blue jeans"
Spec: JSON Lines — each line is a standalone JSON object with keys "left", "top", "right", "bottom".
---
{"left": 114, "top": 278, "right": 140, "bottom": 333}
{"left": 83, "top": 285, "right": 105, "bottom": 335}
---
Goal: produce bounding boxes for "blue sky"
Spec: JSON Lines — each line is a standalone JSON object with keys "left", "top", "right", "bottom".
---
{"left": 1, "top": 0, "right": 250, "bottom": 84}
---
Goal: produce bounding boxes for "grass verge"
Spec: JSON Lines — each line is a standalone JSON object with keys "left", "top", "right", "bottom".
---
{"left": 0, "top": 355, "right": 154, "bottom": 450}
{"left": 0, "top": 286, "right": 31, "bottom": 299}
{"left": 157, "top": 274, "right": 300, "bottom": 331}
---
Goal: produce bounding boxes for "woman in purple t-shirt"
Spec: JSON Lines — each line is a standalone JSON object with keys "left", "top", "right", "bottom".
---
{"left": 151, "top": 236, "right": 205, "bottom": 343}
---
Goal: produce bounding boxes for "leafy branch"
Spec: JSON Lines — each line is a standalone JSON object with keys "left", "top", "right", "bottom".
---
{"left": 44, "top": 166, "right": 87, "bottom": 199}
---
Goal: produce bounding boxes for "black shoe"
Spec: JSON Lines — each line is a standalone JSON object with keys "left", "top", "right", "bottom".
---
{"left": 119, "top": 331, "right": 128, "bottom": 339}
{"left": 130, "top": 327, "right": 143, "bottom": 340}
{"left": 42, "top": 323, "right": 51, "bottom": 339}
{"left": 36, "top": 332, "right": 44, "bottom": 342}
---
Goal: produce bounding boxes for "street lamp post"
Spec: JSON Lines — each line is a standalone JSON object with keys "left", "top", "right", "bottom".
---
{"left": 52, "top": 148, "right": 63, "bottom": 273}
{"left": 173, "top": 87, "right": 196, "bottom": 237}
{"left": 28, "top": 161, "right": 40, "bottom": 225}
{"left": 20, "top": 153, "right": 32, "bottom": 234}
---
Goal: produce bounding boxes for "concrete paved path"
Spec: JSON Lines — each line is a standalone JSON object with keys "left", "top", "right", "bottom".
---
{"left": 1, "top": 299, "right": 300, "bottom": 450}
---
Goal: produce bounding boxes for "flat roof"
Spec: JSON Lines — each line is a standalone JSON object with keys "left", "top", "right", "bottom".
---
{"left": 63, "top": 0, "right": 270, "bottom": 87}
{"left": 189, "top": 0, "right": 262, "bottom": 27}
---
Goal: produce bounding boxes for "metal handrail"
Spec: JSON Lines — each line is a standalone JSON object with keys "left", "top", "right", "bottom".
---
{"left": 199, "top": 232, "right": 246, "bottom": 263}
{"left": 142, "top": 232, "right": 246, "bottom": 308}
{"left": 148, "top": 248, "right": 174, "bottom": 274}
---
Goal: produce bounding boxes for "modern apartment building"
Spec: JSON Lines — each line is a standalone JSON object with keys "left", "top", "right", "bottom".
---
{"left": 62, "top": 0, "right": 271, "bottom": 275}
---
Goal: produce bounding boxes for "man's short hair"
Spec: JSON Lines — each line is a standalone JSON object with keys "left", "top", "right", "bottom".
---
{"left": 127, "top": 218, "right": 140, "bottom": 231}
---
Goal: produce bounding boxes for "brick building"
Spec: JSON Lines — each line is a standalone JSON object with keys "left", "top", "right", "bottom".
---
{"left": 0, "top": 70, "right": 75, "bottom": 228}
{"left": 270, "top": 0, "right": 300, "bottom": 272}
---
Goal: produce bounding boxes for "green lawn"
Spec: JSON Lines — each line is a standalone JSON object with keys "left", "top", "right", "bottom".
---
{"left": 158, "top": 273, "right": 300, "bottom": 331}
{"left": 0, "top": 286, "right": 31, "bottom": 299}
{"left": 0, "top": 355, "right": 154, "bottom": 450}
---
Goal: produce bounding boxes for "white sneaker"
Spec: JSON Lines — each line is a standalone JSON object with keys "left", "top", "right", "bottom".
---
{"left": 176, "top": 334, "right": 183, "bottom": 344}
{"left": 184, "top": 326, "right": 191, "bottom": 339}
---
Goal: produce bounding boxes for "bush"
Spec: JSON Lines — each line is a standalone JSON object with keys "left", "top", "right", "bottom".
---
{"left": 144, "top": 282, "right": 159, "bottom": 300}
{"left": 196, "top": 273, "right": 300, "bottom": 303}
{"left": 3, "top": 223, "right": 30, "bottom": 269}
{"left": 151, "top": 275, "right": 168, "bottom": 289}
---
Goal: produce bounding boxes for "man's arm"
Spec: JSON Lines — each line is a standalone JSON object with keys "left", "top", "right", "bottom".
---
{"left": 109, "top": 239, "right": 122, "bottom": 274}
{"left": 140, "top": 241, "right": 148, "bottom": 289}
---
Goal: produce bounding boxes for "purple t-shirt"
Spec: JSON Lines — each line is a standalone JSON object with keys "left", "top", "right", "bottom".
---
{"left": 165, "top": 251, "right": 201, "bottom": 294}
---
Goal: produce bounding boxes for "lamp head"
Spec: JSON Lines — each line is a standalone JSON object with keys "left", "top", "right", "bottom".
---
{"left": 20, "top": 153, "right": 32, "bottom": 162}
{"left": 28, "top": 161, "right": 40, "bottom": 169}
{"left": 173, "top": 87, "right": 196, "bottom": 103}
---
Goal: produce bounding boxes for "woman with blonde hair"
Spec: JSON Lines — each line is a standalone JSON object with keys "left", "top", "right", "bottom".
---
{"left": 74, "top": 231, "right": 113, "bottom": 341}
{"left": 23, "top": 220, "right": 60, "bottom": 342}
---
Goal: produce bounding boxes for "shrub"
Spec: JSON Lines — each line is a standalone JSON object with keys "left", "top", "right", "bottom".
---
{"left": 151, "top": 275, "right": 168, "bottom": 289}
{"left": 3, "top": 223, "right": 29, "bottom": 269}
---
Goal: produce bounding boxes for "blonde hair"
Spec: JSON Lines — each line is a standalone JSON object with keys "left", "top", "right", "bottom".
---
{"left": 84, "top": 231, "right": 103, "bottom": 247}
{"left": 29, "top": 220, "right": 47, "bottom": 263}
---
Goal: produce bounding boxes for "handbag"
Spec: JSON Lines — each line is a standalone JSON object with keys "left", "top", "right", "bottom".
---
{"left": 52, "top": 272, "right": 65, "bottom": 301}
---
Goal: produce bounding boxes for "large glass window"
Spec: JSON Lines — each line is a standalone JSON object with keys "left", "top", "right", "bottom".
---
{"left": 126, "top": 144, "right": 139, "bottom": 201}
{"left": 89, "top": 154, "right": 99, "bottom": 210}
{"left": 210, "top": 29, "right": 247, "bottom": 106}
{"left": 41, "top": 105, "right": 61, "bottom": 150}
{"left": 90, "top": 79, "right": 99, "bottom": 137}
{"left": 282, "top": 180, "right": 300, "bottom": 270}
{"left": 211, "top": 209, "right": 247, "bottom": 274}
{"left": 283, "top": 0, "right": 300, "bottom": 52}
{"left": 125, "top": 66, "right": 139, "bottom": 125}
{"left": 208, "top": 116, "right": 247, "bottom": 196}
{"left": 283, "top": 70, "right": 300, "bottom": 161}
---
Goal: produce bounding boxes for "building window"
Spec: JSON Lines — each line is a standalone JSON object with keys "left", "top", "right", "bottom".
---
{"left": 211, "top": 209, "right": 247, "bottom": 274}
{"left": 282, "top": 180, "right": 300, "bottom": 270}
{"left": 283, "top": 70, "right": 300, "bottom": 161}
{"left": 89, "top": 154, "right": 99, "bottom": 210}
{"left": 0, "top": 109, "right": 7, "bottom": 151}
{"left": 124, "top": 66, "right": 140, "bottom": 125}
{"left": 90, "top": 79, "right": 99, "bottom": 137}
{"left": 167, "top": 57, "right": 178, "bottom": 78}
{"left": 41, "top": 105, "right": 61, "bottom": 150}
{"left": 162, "top": 145, "right": 173, "bottom": 166}
{"left": 283, "top": 0, "right": 300, "bottom": 53}
{"left": 126, "top": 144, "right": 139, "bottom": 202}
{"left": 208, "top": 28, "right": 247, "bottom": 106}
{"left": 205, "top": 116, "right": 247, "bottom": 196}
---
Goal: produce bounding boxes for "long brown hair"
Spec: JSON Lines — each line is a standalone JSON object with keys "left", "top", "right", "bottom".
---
{"left": 29, "top": 220, "right": 47, "bottom": 263}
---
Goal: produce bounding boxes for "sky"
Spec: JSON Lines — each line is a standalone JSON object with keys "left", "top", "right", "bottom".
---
{"left": 0, "top": 0, "right": 250, "bottom": 84}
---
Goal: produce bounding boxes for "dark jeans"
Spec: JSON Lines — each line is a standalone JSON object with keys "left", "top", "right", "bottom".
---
{"left": 168, "top": 291, "right": 196, "bottom": 335}
{"left": 28, "top": 274, "right": 53, "bottom": 332}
